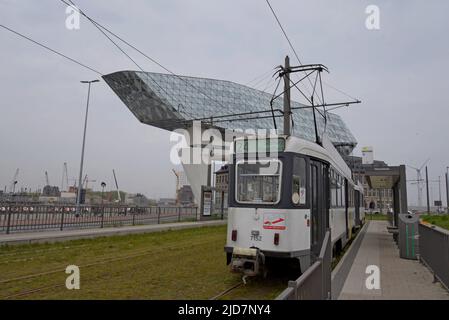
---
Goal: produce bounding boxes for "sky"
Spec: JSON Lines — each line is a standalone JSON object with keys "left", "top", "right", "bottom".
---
{"left": 1, "top": 0, "right": 448, "bottom": 204}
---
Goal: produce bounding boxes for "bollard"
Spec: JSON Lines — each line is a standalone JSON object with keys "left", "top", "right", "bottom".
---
{"left": 60, "top": 208, "right": 65, "bottom": 231}
{"left": 101, "top": 205, "right": 105, "bottom": 229}
{"left": 158, "top": 207, "right": 161, "bottom": 224}
{"left": 6, "top": 205, "right": 12, "bottom": 234}
{"left": 221, "top": 191, "right": 225, "bottom": 220}
{"left": 178, "top": 207, "right": 181, "bottom": 222}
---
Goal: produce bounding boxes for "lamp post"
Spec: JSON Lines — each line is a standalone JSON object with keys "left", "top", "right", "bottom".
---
{"left": 446, "top": 167, "right": 449, "bottom": 214}
{"left": 101, "top": 182, "right": 106, "bottom": 205}
{"left": 426, "top": 166, "right": 430, "bottom": 214}
{"left": 100, "top": 181, "right": 106, "bottom": 228}
{"left": 438, "top": 175, "right": 442, "bottom": 213}
{"left": 75, "top": 79, "right": 99, "bottom": 215}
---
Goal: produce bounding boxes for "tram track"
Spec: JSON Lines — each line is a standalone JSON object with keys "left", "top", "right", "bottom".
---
{"left": 0, "top": 244, "right": 92, "bottom": 264}
{"left": 1, "top": 238, "right": 224, "bottom": 299}
{"left": 0, "top": 238, "right": 219, "bottom": 285}
{"left": 209, "top": 282, "right": 244, "bottom": 300}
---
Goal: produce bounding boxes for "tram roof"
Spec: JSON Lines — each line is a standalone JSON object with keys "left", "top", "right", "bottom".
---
{"left": 103, "top": 71, "right": 358, "bottom": 153}
{"left": 285, "top": 135, "right": 353, "bottom": 182}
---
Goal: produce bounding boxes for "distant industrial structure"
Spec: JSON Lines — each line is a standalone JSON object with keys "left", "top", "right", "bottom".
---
{"left": 125, "top": 193, "right": 155, "bottom": 207}
{"left": 172, "top": 169, "right": 195, "bottom": 206}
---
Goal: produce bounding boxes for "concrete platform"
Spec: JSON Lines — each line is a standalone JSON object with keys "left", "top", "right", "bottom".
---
{"left": 0, "top": 220, "right": 227, "bottom": 246}
{"left": 337, "top": 220, "right": 449, "bottom": 300}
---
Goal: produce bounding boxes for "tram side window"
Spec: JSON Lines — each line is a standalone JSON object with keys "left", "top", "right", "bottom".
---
{"left": 350, "top": 186, "right": 353, "bottom": 207}
{"left": 342, "top": 181, "right": 346, "bottom": 208}
{"left": 349, "top": 186, "right": 354, "bottom": 207}
{"left": 348, "top": 186, "right": 352, "bottom": 207}
{"left": 336, "top": 175, "right": 342, "bottom": 207}
{"left": 351, "top": 187, "right": 354, "bottom": 207}
{"left": 330, "top": 169, "right": 337, "bottom": 208}
{"left": 292, "top": 157, "right": 307, "bottom": 205}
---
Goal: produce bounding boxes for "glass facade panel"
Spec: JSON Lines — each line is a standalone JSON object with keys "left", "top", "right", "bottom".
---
{"left": 103, "top": 71, "right": 357, "bottom": 152}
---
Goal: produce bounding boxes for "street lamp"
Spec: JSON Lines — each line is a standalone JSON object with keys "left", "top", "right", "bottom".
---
{"left": 76, "top": 79, "right": 100, "bottom": 215}
{"left": 100, "top": 181, "right": 107, "bottom": 228}
{"left": 446, "top": 167, "right": 449, "bottom": 214}
{"left": 101, "top": 182, "right": 106, "bottom": 205}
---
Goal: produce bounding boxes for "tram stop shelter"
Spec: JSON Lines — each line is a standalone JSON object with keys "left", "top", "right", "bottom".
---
{"left": 364, "top": 165, "right": 408, "bottom": 227}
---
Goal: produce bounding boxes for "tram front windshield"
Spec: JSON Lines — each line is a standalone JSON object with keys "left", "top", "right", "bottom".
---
{"left": 236, "top": 160, "right": 281, "bottom": 204}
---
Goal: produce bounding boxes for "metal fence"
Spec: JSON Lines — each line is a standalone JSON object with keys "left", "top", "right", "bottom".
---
{"left": 418, "top": 222, "right": 449, "bottom": 291}
{"left": 276, "top": 229, "right": 332, "bottom": 300}
{"left": 0, "top": 203, "right": 200, "bottom": 234}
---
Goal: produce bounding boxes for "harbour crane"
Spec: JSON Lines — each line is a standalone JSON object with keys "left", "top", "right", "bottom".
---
{"left": 45, "top": 171, "right": 50, "bottom": 186}
{"left": 112, "top": 169, "right": 122, "bottom": 203}
{"left": 9, "top": 168, "right": 19, "bottom": 194}
{"left": 82, "top": 175, "right": 96, "bottom": 190}
{"left": 172, "top": 169, "right": 181, "bottom": 205}
{"left": 61, "top": 162, "right": 69, "bottom": 192}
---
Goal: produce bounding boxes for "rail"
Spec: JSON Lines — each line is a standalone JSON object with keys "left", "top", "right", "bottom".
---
{"left": 418, "top": 222, "right": 449, "bottom": 291}
{"left": 276, "top": 229, "right": 332, "bottom": 300}
{"left": 0, "top": 203, "right": 205, "bottom": 234}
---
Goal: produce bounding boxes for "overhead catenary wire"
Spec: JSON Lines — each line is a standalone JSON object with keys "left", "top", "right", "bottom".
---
{"left": 264, "top": 0, "right": 360, "bottom": 110}
{"left": 61, "top": 0, "right": 302, "bottom": 128}
{"left": 322, "top": 80, "right": 360, "bottom": 102}
{"left": 55, "top": 0, "right": 358, "bottom": 131}
{"left": 259, "top": 75, "right": 277, "bottom": 94}
{"left": 60, "top": 0, "right": 201, "bottom": 121}
{"left": 265, "top": 0, "right": 331, "bottom": 141}
{"left": 264, "top": 0, "right": 364, "bottom": 144}
{"left": 264, "top": 0, "right": 324, "bottom": 105}
{"left": 244, "top": 68, "right": 276, "bottom": 88}
{"left": 60, "top": 0, "right": 238, "bottom": 120}
{"left": 252, "top": 73, "right": 275, "bottom": 92}
{"left": 0, "top": 24, "right": 103, "bottom": 75}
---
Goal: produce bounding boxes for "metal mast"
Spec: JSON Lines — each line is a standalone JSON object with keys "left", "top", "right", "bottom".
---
{"left": 112, "top": 169, "right": 121, "bottom": 203}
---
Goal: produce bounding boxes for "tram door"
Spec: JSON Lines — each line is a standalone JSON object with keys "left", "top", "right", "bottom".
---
{"left": 354, "top": 190, "right": 361, "bottom": 227}
{"left": 310, "top": 160, "right": 328, "bottom": 259}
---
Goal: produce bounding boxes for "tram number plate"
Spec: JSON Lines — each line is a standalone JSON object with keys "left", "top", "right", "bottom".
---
{"left": 263, "top": 214, "right": 286, "bottom": 230}
{"left": 251, "top": 230, "right": 262, "bottom": 241}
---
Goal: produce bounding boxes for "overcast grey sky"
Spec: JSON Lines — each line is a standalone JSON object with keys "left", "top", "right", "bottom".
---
{"left": 1, "top": 0, "right": 449, "bottom": 204}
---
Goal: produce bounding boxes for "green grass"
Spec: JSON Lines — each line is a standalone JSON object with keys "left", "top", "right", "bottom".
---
{"left": 420, "top": 214, "right": 449, "bottom": 231}
{"left": 365, "top": 213, "right": 389, "bottom": 221}
{"left": 0, "top": 225, "right": 284, "bottom": 300}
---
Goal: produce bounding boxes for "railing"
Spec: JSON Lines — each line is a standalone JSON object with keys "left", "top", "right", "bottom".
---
{"left": 276, "top": 229, "right": 332, "bottom": 300}
{"left": 0, "top": 203, "right": 200, "bottom": 234}
{"left": 418, "top": 222, "right": 449, "bottom": 291}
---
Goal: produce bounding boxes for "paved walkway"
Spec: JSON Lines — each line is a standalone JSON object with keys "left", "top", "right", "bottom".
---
{"left": 0, "top": 220, "right": 226, "bottom": 245}
{"left": 338, "top": 220, "right": 449, "bottom": 300}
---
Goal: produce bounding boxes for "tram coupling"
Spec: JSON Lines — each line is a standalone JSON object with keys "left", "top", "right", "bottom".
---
{"left": 230, "top": 247, "right": 265, "bottom": 277}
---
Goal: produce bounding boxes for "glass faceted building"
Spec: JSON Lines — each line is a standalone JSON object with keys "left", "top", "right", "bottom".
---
{"left": 103, "top": 71, "right": 357, "bottom": 153}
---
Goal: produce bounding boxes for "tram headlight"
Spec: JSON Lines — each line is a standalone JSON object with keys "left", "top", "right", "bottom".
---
{"left": 231, "top": 230, "right": 238, "bottom": 241}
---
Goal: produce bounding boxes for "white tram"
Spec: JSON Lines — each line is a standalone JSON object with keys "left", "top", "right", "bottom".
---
{"left": 225, "top": 134, "right": 364, "bottom": 275}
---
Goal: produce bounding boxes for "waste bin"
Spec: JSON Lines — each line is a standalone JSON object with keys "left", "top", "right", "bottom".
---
{"left": 398, "top": 213, "right": 419, "bottom": 260}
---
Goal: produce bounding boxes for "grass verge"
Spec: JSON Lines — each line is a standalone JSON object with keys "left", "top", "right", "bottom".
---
{"left": 0, "top": 225, "right": 285, "bottom": 299}
{"left": 420, "top": 214, "right": 449, "bottom": 231}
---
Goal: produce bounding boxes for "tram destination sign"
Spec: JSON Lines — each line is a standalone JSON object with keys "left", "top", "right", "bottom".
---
{"left": 235, "top": 138, "right": 285, "bottom": 154}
